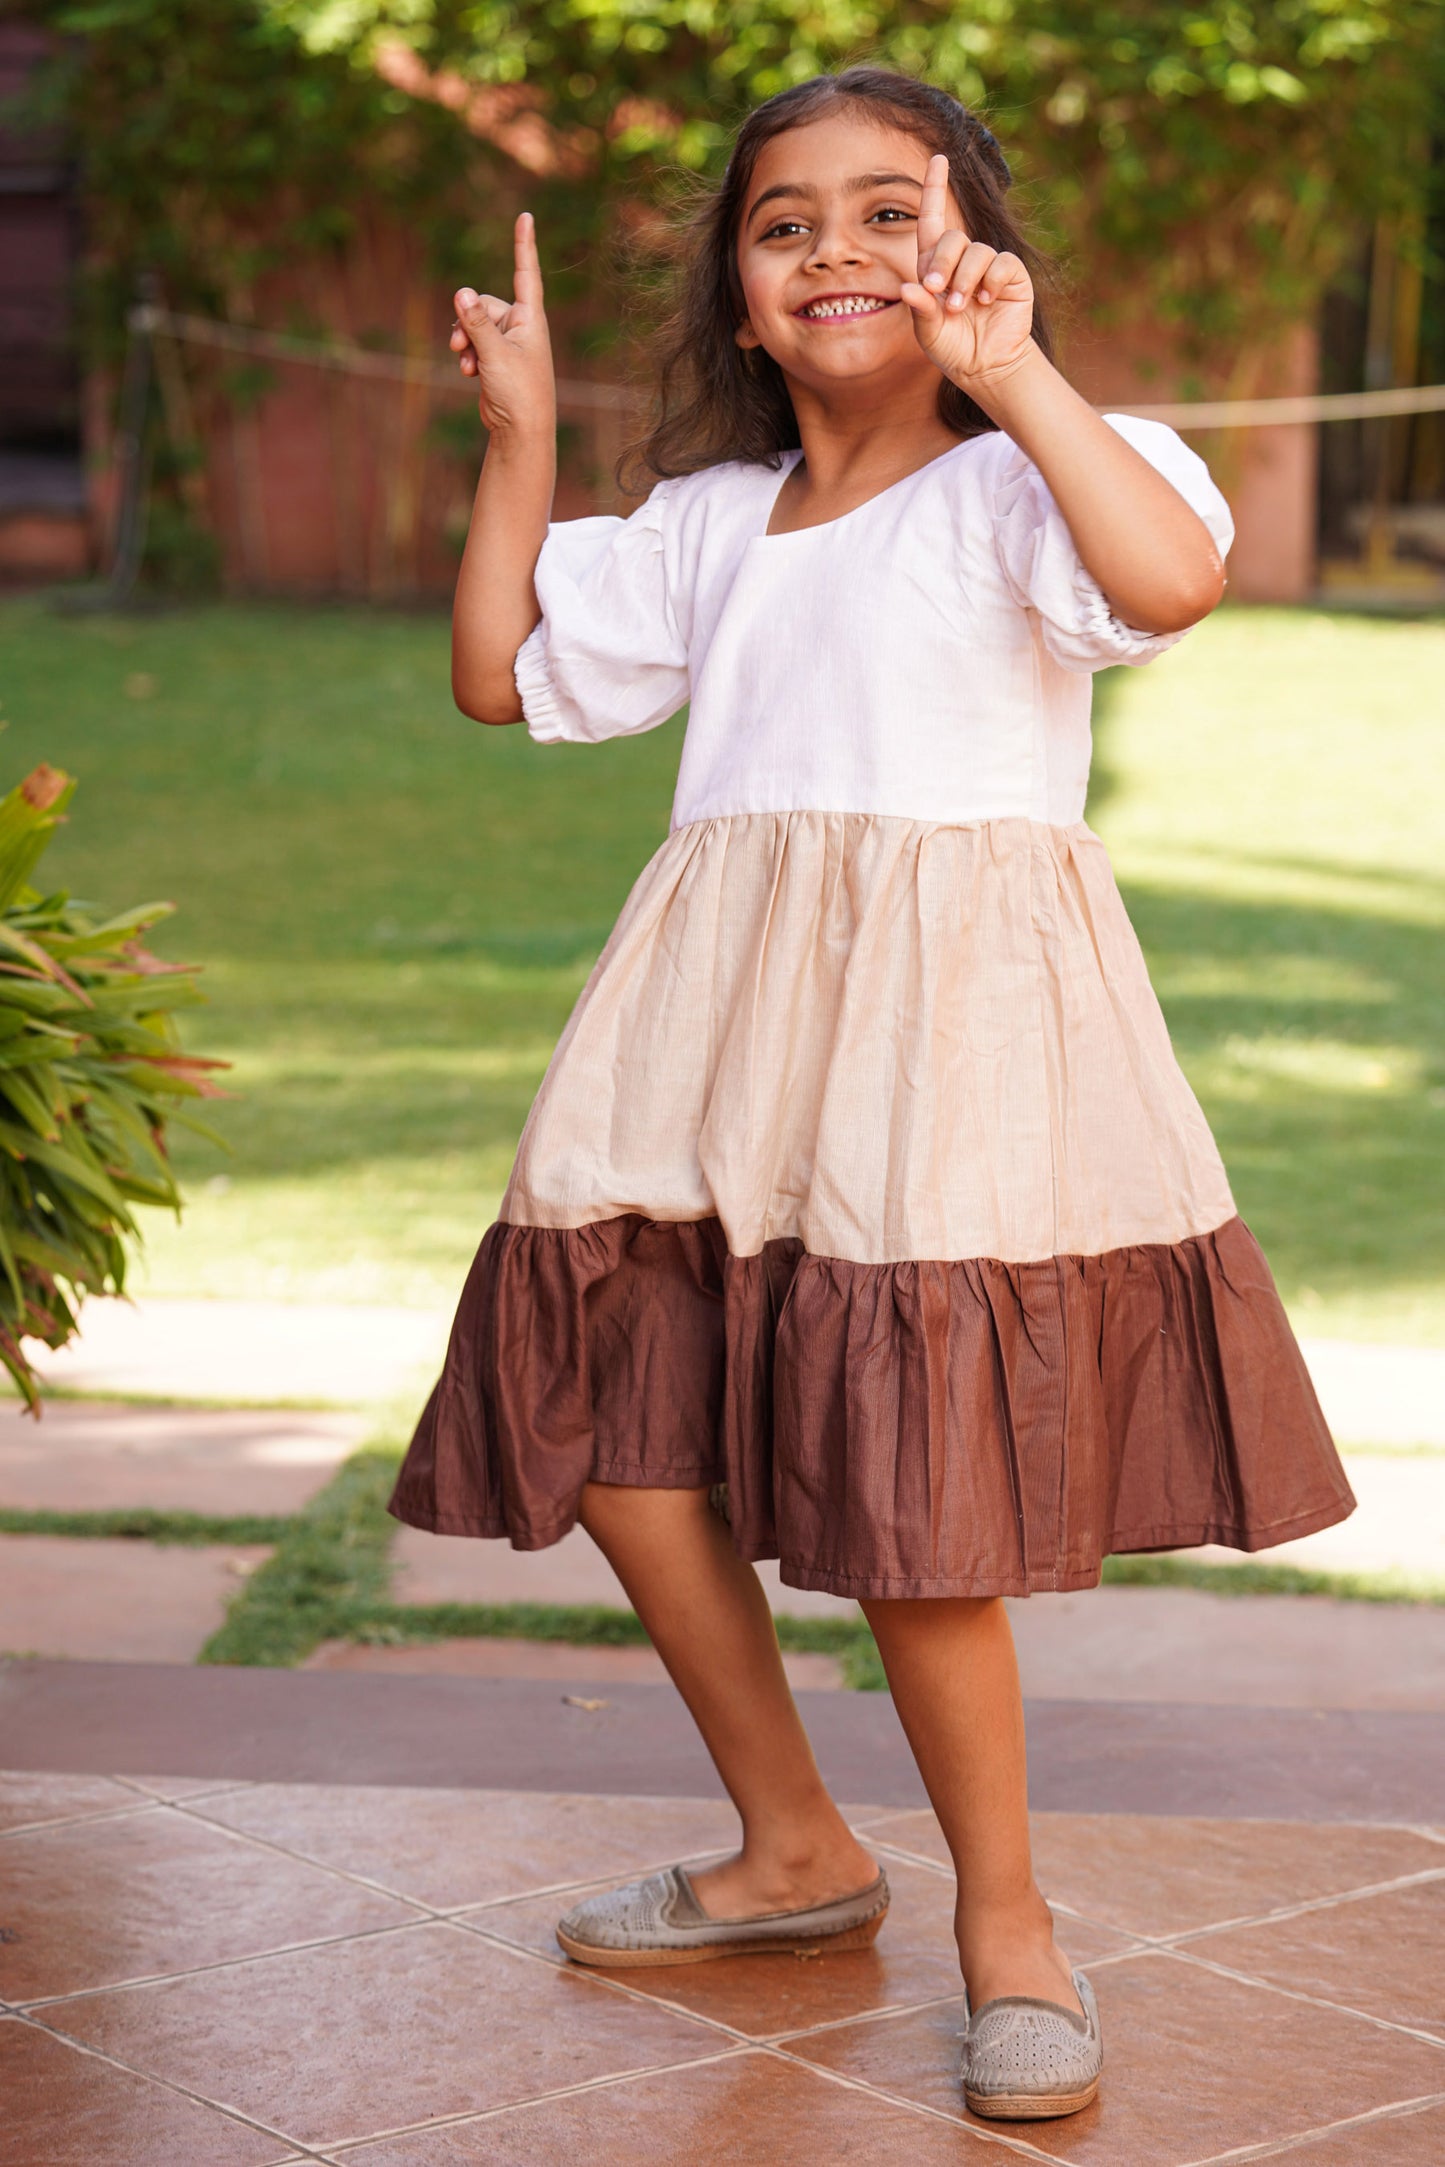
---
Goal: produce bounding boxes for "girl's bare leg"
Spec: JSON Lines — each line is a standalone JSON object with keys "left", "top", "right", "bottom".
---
{"left": 579, "top": 1481, "right": 877, "bottom": 1918}
{"left": 861, "top": 1595, "right": 1082, "bottom": 2014}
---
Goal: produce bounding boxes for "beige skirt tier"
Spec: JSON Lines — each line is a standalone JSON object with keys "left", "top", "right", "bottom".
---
{"left": 392, "top": 813, "right": 1354, "bottom": 1597}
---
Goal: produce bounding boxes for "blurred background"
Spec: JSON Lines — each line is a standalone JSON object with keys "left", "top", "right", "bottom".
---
{"left": 3, "top": 0, "right": 1444, "bottom": 600}
{"left": 0, "top": 2, "right": 1442, "bottom": 1666}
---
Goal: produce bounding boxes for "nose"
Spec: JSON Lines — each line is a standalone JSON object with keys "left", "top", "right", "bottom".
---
{"left": 804, "top": 212, "right": 870, "bottom": 275}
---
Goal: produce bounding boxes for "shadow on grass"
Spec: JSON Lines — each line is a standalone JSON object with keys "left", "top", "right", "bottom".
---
{"left": 1119, "top": 875, "right": 1443, "bottom": 1308}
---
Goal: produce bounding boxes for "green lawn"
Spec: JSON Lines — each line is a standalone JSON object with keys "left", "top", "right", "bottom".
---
{"left": 2, "top": 596, "right": 1441, "bottom": 1342}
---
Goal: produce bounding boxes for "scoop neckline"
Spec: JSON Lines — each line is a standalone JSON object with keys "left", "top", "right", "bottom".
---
{"left": 755, "top": 433, "right": 986, "bottom": 542}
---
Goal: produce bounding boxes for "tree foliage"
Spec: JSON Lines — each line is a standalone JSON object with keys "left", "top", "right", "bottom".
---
{"left": 33, "top": 1, "right": 1444, "bottom": 353}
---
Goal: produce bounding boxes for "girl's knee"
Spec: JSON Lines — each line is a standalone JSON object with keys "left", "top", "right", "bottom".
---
{"left": 578, "top": 1479, "right": 713, "bottom": 1537}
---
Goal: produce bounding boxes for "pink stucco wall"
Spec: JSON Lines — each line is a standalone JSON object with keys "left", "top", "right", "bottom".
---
{"left": 1064, "top": 319, "right": 1320, "bottom": 603}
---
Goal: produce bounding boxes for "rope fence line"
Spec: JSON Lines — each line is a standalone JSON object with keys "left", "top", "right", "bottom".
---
{"left": 130, "top": 305, "right": 637, "bottom": 412}
{"left": 130, "top": 305, "right": 1445, "bottom": 430}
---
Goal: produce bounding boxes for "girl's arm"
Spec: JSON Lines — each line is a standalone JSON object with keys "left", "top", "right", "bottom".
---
{"left": 903, "top": 158, "right": 1226, "bottom": 636}
{"left": 448, "top": 213, "right": 558, "bottom": 725}
{"left": 967, "top": 354, "right": 1225, "bottom": 636}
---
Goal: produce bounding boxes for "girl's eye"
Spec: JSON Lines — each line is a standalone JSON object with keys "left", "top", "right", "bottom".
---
{"left": 756, "top": 204, "right": 915, "bottom": 241}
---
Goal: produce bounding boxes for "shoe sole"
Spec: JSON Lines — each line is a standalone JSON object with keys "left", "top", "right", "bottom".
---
{"left": 557, "top": 1909, "right": 886, "bottom": 1969}
{"left": 964, "top": 2077, "right": 1100, "bottom": 2120}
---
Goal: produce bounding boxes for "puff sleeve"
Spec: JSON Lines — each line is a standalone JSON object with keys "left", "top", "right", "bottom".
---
{"left": 514, "top": 478, "right": 689, "bottom": 744}
{"left": 991, "top": 413, "right": 1235, "bottom": 673}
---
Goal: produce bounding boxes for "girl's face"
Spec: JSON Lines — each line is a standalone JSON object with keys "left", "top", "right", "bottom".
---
{"left": 734, "top": 112, "right": 962, "bottom": 404}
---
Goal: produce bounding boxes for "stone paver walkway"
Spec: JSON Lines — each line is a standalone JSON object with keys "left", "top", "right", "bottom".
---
{"left": 1182, "top": 1450, "right": 1445, "bottom": 1582}
{"left": 3, "top": 1768, "right": 1443, "bottom": 2163}
{"left": 392, "top": 1522, "right": 854, "bottom": 1620}
{"left": 0, "top": 1537, "right": 272, "bottom": 1663}
{"left": 1002, "top": 1583, "right": 1445, "bottom": 1710}
{"left": 0, "top": 1402, "right": 364, "bottom": 1516}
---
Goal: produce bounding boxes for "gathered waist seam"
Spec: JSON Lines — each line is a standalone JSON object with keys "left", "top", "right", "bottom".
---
{"left": 666, "top": 808, "right": 1096, "bottom": 840}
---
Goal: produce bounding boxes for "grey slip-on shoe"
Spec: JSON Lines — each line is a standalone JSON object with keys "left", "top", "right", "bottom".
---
{"left": 961, "top": 1968, "right": 1103, "bottom": 2120}
{"left": 556, "top": 1864, "right": 890, "bottom": 1969}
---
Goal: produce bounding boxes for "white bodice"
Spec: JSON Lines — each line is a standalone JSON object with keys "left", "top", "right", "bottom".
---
{"left": 515, "top": 415, "right": 1233, "bottom": 831}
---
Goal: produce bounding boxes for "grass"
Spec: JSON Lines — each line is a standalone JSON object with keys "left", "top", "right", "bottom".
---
{"left": 175, "top": 1443, "right": 1441, "bottom": 1680}
{"left": 198, "top": 1444, "right": 401, "bottom": 1667}
{"left": 190, "top": 1440, "right": 895, "bottom": 1681}
{"left": 0, "top": 598, "right": 679, "bottom": 1308}
{"left": 0, "top": 595, "right": 1441, "bottom": 1340}
{"left": 0, "top": 1505, "right": 289, "bottom": 1545}
{"left": 1091, "top": 608, "right": 1445, "bottom": 1345}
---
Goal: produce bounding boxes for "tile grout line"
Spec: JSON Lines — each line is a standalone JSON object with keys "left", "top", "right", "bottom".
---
{"left": 753, "top": 2038, "right": 1074, "bottom": 2163}
{"left": 17, "top": 1803, "right": 812, "bottom": 2028}
{"left": 437, "top": 1912, "right": 764, "bottom": 2047}
{"left": 433, "top": 1839, "right": 767, "bottom": 1919}
{"left": 448, "top": 1905, "right": 1071, "bottom": 2068}
{"left": 1178, "top": 2087, "right": 1445, "bottom": 2165}
{"left": 172, "top": 1792, "right": 760, "bottom": 1922}
{"left": 110, "top": 1775, "right": 260, "bottom": 1807}
{"left": 58, "top": 1785, "right": 1445, "bottom": 1977}
{"left": 19, "top": 1915, "right": 443, "bottom": 2013}
{"left": 1163, "top": 1943, "right": 1445, "bottom": 2053}
{"left": 24, "top": 1812, "right": 1438, "bottom": 2066}
{"left": 316, "top": 2043, "right": 759, "bottom": 2154}
{"left": 1161, "top": 1863, "right": 1445, "bottom": 1947}
{"left": 760, "top": 1987, "right": 969, "bottom": 2047}
{"left": 6, "top": 2005, "right": 335, "bottom": 2162}
{"left": 312, "top": 2030, "right": 1055, "bottom": 2166}
{"left": 868, "top": 1833, "right": 1445, "bottom": 1955}
{"left": 1393, "top": 1823, "right": 1445, "bottom": 1850}
{"left": 866, "top": 1828, "right": 1445, "bottom": 1967}
{"left": 0, "top": 1799, "right": 165, "bottom": 1841}
{"left": 162, "top": 1796, "right": 442, "bottom": 1910}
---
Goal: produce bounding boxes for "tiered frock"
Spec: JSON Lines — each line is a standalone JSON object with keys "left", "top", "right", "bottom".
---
{"left": 391, "top": 415, "right": 1355, "bottom": 1597}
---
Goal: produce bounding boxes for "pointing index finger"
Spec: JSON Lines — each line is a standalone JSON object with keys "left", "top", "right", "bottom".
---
{"left": 512, "top": 211, "right": 544, "bottom": 310}
{"left": 916, "top": 153, "right": 952, "bottom": 267}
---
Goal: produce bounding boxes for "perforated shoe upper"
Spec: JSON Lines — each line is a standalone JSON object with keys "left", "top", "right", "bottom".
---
{"left": 962, "top": 1970, "right": 1103, "bottom": 2101}
{"left": 558, "top": 1869, "right": 684, "bottom": 1951}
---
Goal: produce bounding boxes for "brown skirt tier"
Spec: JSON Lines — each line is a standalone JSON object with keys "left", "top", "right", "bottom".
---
{"left": 389, "top": 1211, "right": 1355, "bottom": 1600}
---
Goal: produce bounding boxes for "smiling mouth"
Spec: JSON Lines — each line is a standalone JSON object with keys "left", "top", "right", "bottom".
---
{"left": 795, "top": 295, "right": 897, "bottom": 321}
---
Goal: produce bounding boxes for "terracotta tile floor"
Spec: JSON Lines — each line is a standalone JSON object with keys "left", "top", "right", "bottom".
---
{"left": 4, "top": 1775, "right": 1444, "bottom": 2164}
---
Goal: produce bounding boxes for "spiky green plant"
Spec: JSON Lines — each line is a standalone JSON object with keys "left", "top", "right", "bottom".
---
{"left": 0, "top": 764, "right": 223, "bottom": 1407}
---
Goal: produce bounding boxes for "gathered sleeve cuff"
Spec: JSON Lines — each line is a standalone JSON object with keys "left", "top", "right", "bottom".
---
{"left": 991, "top": 413, "right": 1235, "bottom": 674}
{"left": 514, "top": 478, "right": 689, "bottom": 745}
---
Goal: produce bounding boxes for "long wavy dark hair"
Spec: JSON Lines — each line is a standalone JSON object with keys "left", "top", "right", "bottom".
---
{"left": 620, "top": 67, "right": 1056, "bottom": 490}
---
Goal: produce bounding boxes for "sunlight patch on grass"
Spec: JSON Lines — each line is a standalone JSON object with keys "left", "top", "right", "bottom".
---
{"left": 1148, "top": 954, "right": 1394, "bottom": 1004}
{"left": 1201, "top": 1036, "right": 1423, "bottom": 1099}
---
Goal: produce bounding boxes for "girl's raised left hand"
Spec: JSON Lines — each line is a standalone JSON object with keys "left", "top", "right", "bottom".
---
{"left": 901, "top": 154, "right": 1035, "bottom": 393}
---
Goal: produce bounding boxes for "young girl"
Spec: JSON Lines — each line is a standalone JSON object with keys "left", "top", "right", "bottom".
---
{"left": 392, "top": 67, "right": 1354, "bottom": 2121}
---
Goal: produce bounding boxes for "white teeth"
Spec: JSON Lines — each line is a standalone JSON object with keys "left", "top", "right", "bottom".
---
{"left": 802, "top": 296, "right": 888, "bottom": 319}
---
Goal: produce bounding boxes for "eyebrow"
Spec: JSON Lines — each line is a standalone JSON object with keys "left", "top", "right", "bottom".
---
{"left": 746, "top": 170, "right": 925, "bottom": 226}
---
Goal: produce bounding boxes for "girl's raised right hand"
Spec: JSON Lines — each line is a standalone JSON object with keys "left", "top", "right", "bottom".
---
{"left": 449, "top": 211, "right": 556, "bottom": 438}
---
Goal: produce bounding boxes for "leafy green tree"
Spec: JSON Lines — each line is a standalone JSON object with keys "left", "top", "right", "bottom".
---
{"left": 32, "top": 2, "right": 1442, "bottom": 352}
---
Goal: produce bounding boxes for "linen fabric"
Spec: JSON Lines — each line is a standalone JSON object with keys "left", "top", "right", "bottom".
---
{"left": 393, "top": 1213, "right": 1353, "bottom": 1597}
{"left": 515, "top": 414, "right": 1235, "bottom": 827}
{"left": 391, "top": 421, "right": 1355, "bottom": 1597}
